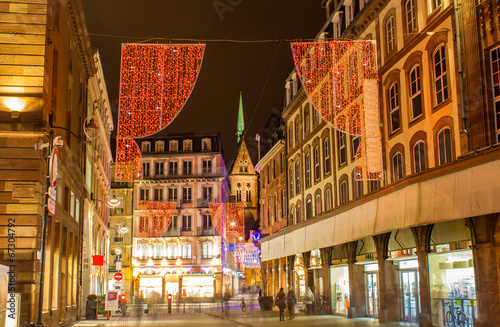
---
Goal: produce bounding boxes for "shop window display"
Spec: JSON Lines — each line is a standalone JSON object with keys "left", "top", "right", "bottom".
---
{"left": 330, "top": 266, "right": 349, "bottom": 314}
{"left": 429, "top": 250, "right": 476, "bottom": 326}
{"left": 293, "top": 254, "right": 306, "bottom": 298}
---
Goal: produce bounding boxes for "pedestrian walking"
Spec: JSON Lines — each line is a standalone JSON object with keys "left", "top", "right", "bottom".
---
{"left": 275, "top": 287, "right": 286, "bottom": 321}
{"left": 305, "top": 287, "right": 314, "bottom": 315}
{"left": 286, "top": 288, "right": 296, "bottom": 320}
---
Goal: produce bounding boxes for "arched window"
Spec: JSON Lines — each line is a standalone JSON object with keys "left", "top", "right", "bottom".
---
{"left": 306, "top": 198, "right": 312, "bottom": 219}
{"left": 315, "top": 194, "right": 322, "bottom": 215}
{"left": 353, "top": 173, "right": 363, "bottom": 199}
{"left": 295, "top": 162, "right": 301, "bottom": 194}
{"left": 389, "top": 82, "right": 400, "bottom": 132}
{"left": 138, "top": 243, "right": 148, "bottom": 260}
{"left": 433, "top": 44, "right": 449, "bottom": 105}
{"left": 392, "top": 152, "right": 404, "bottom": 182}
{"left": 295, "top": 120, "right": 300, "bottom": 142}
{"left": 409, "top": 64, "right": 422, "bottom": 120}
{"left": 314, "top": 146, "right": 320, "bottom": 181}
{"left": 339, "top": 181, "right": 348, "bottom": 205}
{"left": 386, "top": 16, "right": 395, "bottom": 53}
{"left": 304, "top": 107, "right": 310, "bottom": 133}
{"left": 324, "top": 188, "right": 332, "bottom": 211}
{"left": 324, "top": 138, "right": 331, "bottom": 175}
{"left": 289, "top": 208, "right": 295, "bottom": 225}
{"left": 338, "top": 131, "right": 346, "bottom": 165}
{"left": 405, "top": 0, "right": 417, "bottom": 33}
{"left": 413, "top": 141, "right": 426, "bottom": 173}
{"left": 289, "top": 166, "right": 294, "bottom": 197}
{"left": 289, "top": 125, "right": 294, "bottom": 148}
{"left": 305, "top": 153, "right": 311, "bottom": 188}
{"left": 296, "top": 204, "right": 302, "bottom": 223}
{"left": 437, "top": 127, "right": 452, "bottom": 165}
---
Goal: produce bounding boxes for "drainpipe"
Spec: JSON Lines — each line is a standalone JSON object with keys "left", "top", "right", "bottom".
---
{"left": 453, "top": 0, "right": 468, "bottom": 135}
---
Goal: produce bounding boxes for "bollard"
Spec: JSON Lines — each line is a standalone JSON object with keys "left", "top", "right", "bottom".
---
{"left": 167, "top": 293, "right": 172, "bottom": 314}
{"left": 183, "top": 299, "right": 185, "bottom": 313}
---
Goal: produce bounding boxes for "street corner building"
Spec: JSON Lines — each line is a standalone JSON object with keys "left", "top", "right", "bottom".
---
{"left": 258, "top": 0, "right": 500, "bottom": 327}
{"left": 0, "top": 0, "right": 114, "bottom": 326}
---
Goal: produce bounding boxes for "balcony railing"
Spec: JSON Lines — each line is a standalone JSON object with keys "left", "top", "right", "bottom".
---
{"left": 197, "top": 198, "right": 216, "bottom": 208}
{"left": 146, "top": 168, "right": 224, "bottom": 179}
{"left": 197, "top": 226, "right": 218, "bottom": 236}
{"left": 163, "top": 229, "right": 180, "bottom": 237}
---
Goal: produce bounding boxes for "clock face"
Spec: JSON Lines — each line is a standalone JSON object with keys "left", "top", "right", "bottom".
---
{"left": 115, "top": 247, "right": 122, "bottom": 255}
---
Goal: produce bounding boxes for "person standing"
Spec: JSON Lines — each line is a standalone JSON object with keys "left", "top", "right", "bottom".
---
{"left": 286, "top": 288, "right": 296, "bottom": 320}
{"left": 275, "top": 287, "right": 286, "bottom": 321}
{"left": 305, "top": 287, "right": 314, "bottom": 315}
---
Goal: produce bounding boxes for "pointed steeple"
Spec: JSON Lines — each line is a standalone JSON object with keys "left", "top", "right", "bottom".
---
{"left": 236, "top": 92, "right": 245, "bottom": 144}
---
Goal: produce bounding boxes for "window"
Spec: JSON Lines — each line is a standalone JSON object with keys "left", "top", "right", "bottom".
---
{"left": 338, "top": 131, "right": 346, "bottom": 165}
{"left": 386, "top": 16, "right": 395, "bottom": 53}
{"left": 295, "top": 162, "right": 300, "bottom": 194}
{"left": 168, "top": 188, "right": 177, "bottom": 202}
{"left": 167, "top": 243, "right": 177, "bottom": 259}
{"left": 433, "top": 45, "right": 449, "bottom": 105}
{"left": 413, "top": 141, "right": 426, "bottom": 173}
{"left": 143, "top": 162, "right": 150, "bottom": 177}
{"left": 305, "top": 153, "right": 311, "bottom": 188}
{"left": 490, "top": 46, "right": 500, "bottom": 143}
{"left": 430, "top": 0, "right": 441, "bottom": 12}
{"left": 202, "top": 242, "right": 213, "bottom": 259}
{"left": 296, "top": 204, "right": 301, "bottom": 223}
{"left": 325, "top": 188, "right": 332, "bottom": 211}
{"left": 70, "top": 191, "right": 75, "bottom": 218}
{"left": 182, "top": 187, "right": 192, "bottom": 203}
{"left": 352, "top": 135, "right": 360, "bottom": 158}
{"left": 169, "top": 140, "right": 178, "bottom": 152}
{"left": 353, "top": 175, "right": 363, "bottom": 199}
{"left": 273, "top": 159, "right": 277, "bottom": 179}
{"left": 313, "top": 109, "right": 319, "bottom": 125}
{"left": 289, "top": 167, "right": 294, "bottom": 197}
{"left": 392, "top": 152, "right": 404, "bottom": 182}
{"left": 182, "top": 215, "right": 192, "bottom": 231}
{"left": 289, "top": 125, "right": 294, "bottom": 148}
{"left": 140, "top": 188, "right": 149, "bottom": 201}
{"left": 314, "top": 146, "right": 320, "bottom": 181}
{"left": 289, "top": 209, "right": 295, "bottom": 225}
{"left": 154, "top": 188, "right": 163, "bottom": 201}
{"left": 304, "top": 108, "right": 310, "bottom": 133}
{"left": 202, "top": 138, "right": 211, "bottom": 151}
{"left": 142, "top": 142, "right": 151, "bottom": 153}
{"left": 183, "top": 161, "right": 192, "bottom": 175}
{"left": 75, "top": 198, "right": 80, "bottom": 222}
{"left": 153, "top": 243, "right": 162, "bottom": 260}
{"left": 236, "top": 189, "right": 242, "bottom": 202}
{"left": 246, "top": 189, "right": 251, "bottom": 203}
{"left": 181, "top": 243, "right": 191, "bottom": 259}
{"left": 169, "top": 161, "right": 178, "bottom": 175}
{"left": 203, "top": 186, "right": 212, "bottom": 202}
{"left": 406, "top": 0, "right": 417, "bottom": 33}
{"left": 155, "top": 141, "right": 164, "bottom": 152}
{"left": 138, "top": 244, "right": 148, "bottom": 260}
{"left": 183, "top": 139, "right": 192, "bottom": 151}
{"left": 274, "top": 195, "right": 279, "bottom": 222}
{"left": 315, "top": 194, "right": 322, "bottom": 215}
{"left": 389, "top": 82, "right": 400, "bottom": 132}
{"left": 409, "top": 64, "right": 422, "bottom": 120}
{"left": 295, "top": 120, "right": 300, "bottom": 142}
{"left": 340, "top": 181, "right": 348, "bottom": 205}
{"left": 203, "top": 214, "right": 212, "bottom": 230}
{"left": 202, "top": 159, "right": 212, "bottom": 174}
{"left": 155, "top": 161, "right": 164, "bottom": 176}
{"left": 324, "top": 138, "right": 331, "bottom": 175}
{"left": 369, "top": 180, "right": 380, "bottom": 192}
{"left": 437, "top": 127, "right": 452, "bottom": 165}
{"left": 281, "top": 152, "right": 285, "bottom": 173}
{"left": 281, "top": 189, "right": 286, "bottom": 218}
{"left": 306, "top": 199, "right": 312, "bottom": 219}
{"left": 167, "top": 215, "right": 178, "bottom": 231}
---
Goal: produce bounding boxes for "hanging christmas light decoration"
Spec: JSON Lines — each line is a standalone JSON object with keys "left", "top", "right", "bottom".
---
{"left": 138, "top": 201, "right": 177, "bottom": 238}
{"left": 115, "top": 43, "right": 206, "bottom": 181}
{"left": 209, "top": 203, "right": 245, "bottom": 244}
{"left": 291, "top": 40, "right": 382, "bottom": 180}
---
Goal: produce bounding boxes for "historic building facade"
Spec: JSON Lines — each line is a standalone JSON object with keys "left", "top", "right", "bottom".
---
{"left": 260, "top": 0, "right": 500, "bottom": 326}
{"left": 131, "top": 134, "right": 230, "bottom": 302}
{"left": 0, "top": 0, "right": 98, "bottom": 326}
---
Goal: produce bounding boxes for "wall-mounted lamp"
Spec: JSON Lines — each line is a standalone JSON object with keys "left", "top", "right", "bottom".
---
{"left": 6, "top": 97, "right": 24, "bottom": 118}
{"left": 91, "top": 193, "right": 122, "bottom": 208}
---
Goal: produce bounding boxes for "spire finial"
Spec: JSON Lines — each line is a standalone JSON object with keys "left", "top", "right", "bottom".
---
{"left": 236, "top": 92, "right": 245, "bottom": 144}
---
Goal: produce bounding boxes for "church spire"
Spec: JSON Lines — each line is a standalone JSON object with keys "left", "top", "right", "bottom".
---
{"left": 236, "top": 92, "right": 245, "bottom": 144}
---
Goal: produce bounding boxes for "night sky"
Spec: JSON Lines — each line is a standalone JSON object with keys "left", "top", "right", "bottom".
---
{"left": 82, "top": 0, "right": 325, "bottom": 164}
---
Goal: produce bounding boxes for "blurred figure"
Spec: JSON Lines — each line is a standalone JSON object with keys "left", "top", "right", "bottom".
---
{"left": 305, "top": 287, "right": 314, "bottom": 316}
{"left": 275, "top": 287, "right": 286, "bottom": 321}
{"left": 286, "top": 288, "right": 296, "bottom": 320}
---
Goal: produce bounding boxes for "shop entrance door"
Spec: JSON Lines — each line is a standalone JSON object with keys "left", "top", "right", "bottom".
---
{"left": 365, "top": 272, "right": 378, "bottom": 317}
{"left": 400, "top": 270, "right": 419, "bottom": 321}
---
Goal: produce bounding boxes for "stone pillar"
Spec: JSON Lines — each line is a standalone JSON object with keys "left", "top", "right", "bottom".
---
{"left": 469, "top": 214, "right": 500, "bottom": 327}
{"left": 411, "top": 225, "right": 433, "bottom": 327}
{"left": 373, "top": 233, "right": 400, "bottom": 322}
{"left": 345, "top": 241, "right": 365, "bottom": 318}
{"left": 320, "top": 247, "right": 332, "bottom": 307}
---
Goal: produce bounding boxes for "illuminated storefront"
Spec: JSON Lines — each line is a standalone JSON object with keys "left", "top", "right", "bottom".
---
{"left": 330, "top": 265, "right": 349, "bottom": 314}
{"left": 181, "top": 275, "right": 214, "bottom": 298}
{"left": 293, "top": 254, "right": 306, "bottom": 297}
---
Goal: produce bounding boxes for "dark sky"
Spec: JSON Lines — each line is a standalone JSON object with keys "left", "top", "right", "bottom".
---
{"left": 82, "top": 0, "right": 325, "bottom": 164}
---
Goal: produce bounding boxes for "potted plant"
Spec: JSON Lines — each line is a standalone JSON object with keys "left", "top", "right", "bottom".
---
{"left": 258, "top": 276, "right": 273, "bottom": 311}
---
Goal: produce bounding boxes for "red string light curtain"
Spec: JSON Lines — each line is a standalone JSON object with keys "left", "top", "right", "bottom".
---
{"left": 115, "top": 43, "right": 205, "bottom": 181}
{"left": 138, "top": 201, "right": 177, "bottom": 238}
{"left": 209, "top": 203, "right": 245, "bottom": 244}
{"left": 291, "top": 41, "right": 382, "bottom": 180}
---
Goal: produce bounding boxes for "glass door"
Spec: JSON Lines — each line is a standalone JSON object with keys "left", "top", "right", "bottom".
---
{"left": 400, "top": 270, "right": 419, "bottom": 321}
{"left": 365, "top": 272, "right": 378, "bottom": 317}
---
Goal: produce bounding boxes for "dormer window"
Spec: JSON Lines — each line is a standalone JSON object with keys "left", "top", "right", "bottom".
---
{"left": 142, "top": 142, "right": 151, "bottom": 153}
{"left": 155, "top": 141, "right": 164, "bottom": 152}
{"left": 183, "top": 139, "right": 192, "bottom": 151}
{"left": 169, "top": 140, "right": 178, "bottom": 152}
{"left": 202, "top": 138, "right": 211, "bottom": 151}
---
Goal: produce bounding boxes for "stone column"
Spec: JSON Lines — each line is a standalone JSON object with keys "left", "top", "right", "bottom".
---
{"left": 469, "top": 214, "right": 500, "bottom": 327}
{"left": 320, "top": 247, "right": 332, "bottom": 309}
{"left": 345, "top": 241, "right": 365, "bottom": 318}
{"left": 373, "top": 233, "right": 400, "bottom": 322}
{"left": 411, "top": 225, "right": 433, "bottom": 327}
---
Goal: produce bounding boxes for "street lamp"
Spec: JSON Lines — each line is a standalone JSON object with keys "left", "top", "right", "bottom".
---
{"left": 91, "top": 193, "right": 122, "bottom": 208}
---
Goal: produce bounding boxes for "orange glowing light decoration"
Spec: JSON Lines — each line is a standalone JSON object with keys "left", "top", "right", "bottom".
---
{"left": 291, "top": 41, "right": 383, "bottom": 180}
{"left": 209, "top": 203, "right": 245, "bottom": 244}
{"left": 138, "top": 201, "right": 177, "bottom": 238}
{"left": 115, "top": 43, "right": 205, "bottom": 181}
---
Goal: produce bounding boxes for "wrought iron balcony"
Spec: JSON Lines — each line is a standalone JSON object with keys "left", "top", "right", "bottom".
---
{"left": 197, "top": 226, "right": 218, "bottom": 236}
